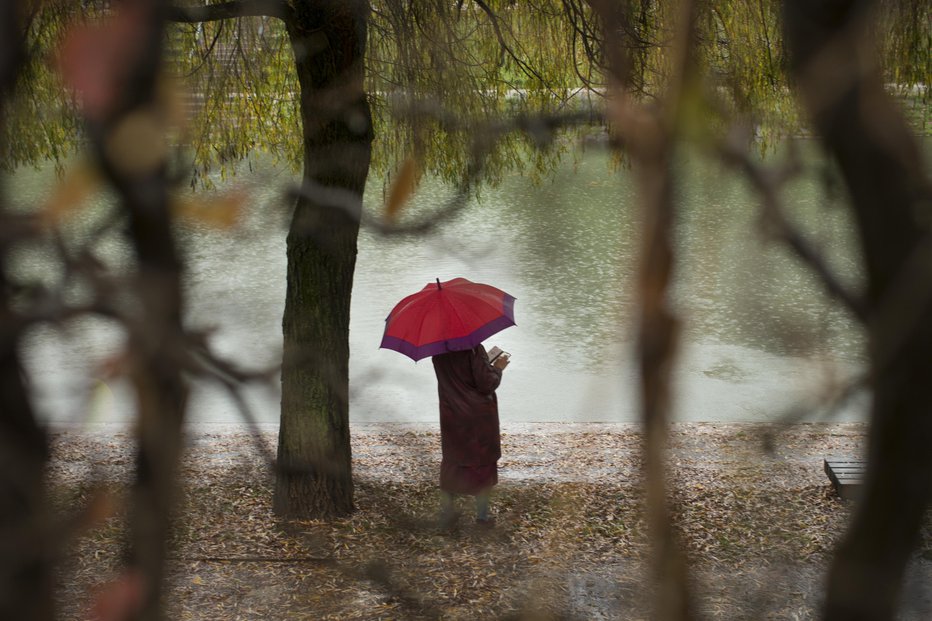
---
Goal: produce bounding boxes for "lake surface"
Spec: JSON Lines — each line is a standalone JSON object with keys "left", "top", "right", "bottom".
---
{"left": 7, "top": 142, "right": 875, "bottom": 427}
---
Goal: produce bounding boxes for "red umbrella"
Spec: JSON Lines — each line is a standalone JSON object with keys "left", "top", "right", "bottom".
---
{"left": 380, "top": 278, "right": 516, "bottom": 361}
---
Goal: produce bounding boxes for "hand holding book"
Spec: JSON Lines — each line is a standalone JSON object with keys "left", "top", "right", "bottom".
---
{"left": 487, "top": 345, "right": 511, "bottom": 370}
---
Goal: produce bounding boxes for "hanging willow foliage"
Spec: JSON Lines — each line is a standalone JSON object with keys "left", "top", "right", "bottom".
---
{"left": 2, "top": 0, "right": 928, "bottom": 183}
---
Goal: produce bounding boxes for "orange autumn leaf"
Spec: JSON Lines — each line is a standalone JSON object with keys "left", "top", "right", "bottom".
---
{"left": 384, "top": 157, "right": 419, "bottom": 223}
{"left": 40, "top": 160, "right": 101, "bottom": 229}
{"left": 58, "top": 5, "right": 149, "bottom": 123}
{"left": 173, "top": 191, "right": 247, "bottom": 229}
{"left": 157, "top": 75, "right": 191, "bottom": 133}
{"left": 87, "top": 570, "right": 145, "bottom": 621}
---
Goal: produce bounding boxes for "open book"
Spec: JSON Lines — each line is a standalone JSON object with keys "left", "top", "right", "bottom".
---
{"left": 487, "top": 345, "right": 511, "bottom": 369}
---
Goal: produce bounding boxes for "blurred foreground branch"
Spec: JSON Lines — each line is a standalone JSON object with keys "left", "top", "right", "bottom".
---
{"left": 593, "top": 0, "right": 698, "bottom": 618}
{"left": 0, "top": 1, "right": 55, "bottom": 619}
{"left": 69, "top": 1, "right": 188, "bottom": 619}
{"left": 783, "top": 1, "right": 932, "bottom": 619}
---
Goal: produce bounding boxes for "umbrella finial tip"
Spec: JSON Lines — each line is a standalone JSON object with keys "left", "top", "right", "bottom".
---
{"left": 436, "top": 278, "right": 442, "bottom": 289}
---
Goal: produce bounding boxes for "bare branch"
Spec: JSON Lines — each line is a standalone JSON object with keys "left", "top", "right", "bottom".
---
{"left": 289, "top": 102, "right": 602, "bottom": 240}
{"left": 717, "top": 136, "right": 869, "bottom": 324}
{"left": 784, "top": 1, "right": 932, "bottom": 619}
{"left": 0, "top": 5, "right": 54, "bottom": 618}
{"left": 167, "top": 0, "right": 292, "bottom": 23}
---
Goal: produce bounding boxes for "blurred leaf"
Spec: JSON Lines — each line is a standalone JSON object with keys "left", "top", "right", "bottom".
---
{"left": 88, "top": 380, "right": 116, "bottom": 423}
{"left": 157, "top": 75, "right": 190, "bottom": 133}
{"left": 104, "top": 109, "right": 168, "bottom": 176}
{"left": 98, "top": 350, "right": 131, "bottom": 380}
{"left": 173, "top": 190, "right": 247, "bottom": 229}
{"left": 384, "top": 156, "right": 419, "bottom": 223}
{"left": 88, "top": 570, "right": 145, "bottom": 621}
{"left": 40, "top": 159, "right": 101, "bottom": 228}
{"left": 58, "top": 5, "right": 148, "bottom": 122}
{"left": 676, "top": 77, "right": 721, "bottom": 146}
{"left": 78, "top": 488, "right": 118, "bottom": 532}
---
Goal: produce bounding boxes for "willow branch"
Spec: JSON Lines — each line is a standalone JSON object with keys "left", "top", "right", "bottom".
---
{"left": 290, "top": 104, "right": 601, "bottom": 239}
{"left": 472, "top": 0, "right": 563, "bottom": 100}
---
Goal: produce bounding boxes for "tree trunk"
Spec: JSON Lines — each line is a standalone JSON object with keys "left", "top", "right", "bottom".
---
{"left": 275, "top": 0, "right": 373, "bottom": 519}
{"left": 783, "top": 2, "right": 932, "bottom": 619}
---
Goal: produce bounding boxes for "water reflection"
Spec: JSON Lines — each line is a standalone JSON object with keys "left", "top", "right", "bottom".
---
{"left": 6, "top": 142, "right": 875, "bottom": 426}
{"left": 675, "top": 149, "right": 864, "bottom": 361}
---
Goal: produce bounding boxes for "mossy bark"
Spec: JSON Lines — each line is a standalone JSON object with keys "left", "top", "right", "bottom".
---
{"left": 274, "top": 0, "right": 372, "bottom": 519}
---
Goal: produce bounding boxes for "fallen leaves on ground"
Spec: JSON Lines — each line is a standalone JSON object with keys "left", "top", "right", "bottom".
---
{"left": 48, "top": 422, "right": 930, "bottom": 620}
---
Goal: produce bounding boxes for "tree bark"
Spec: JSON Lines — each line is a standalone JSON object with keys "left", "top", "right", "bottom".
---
{"left": 783, "top": 2, "right": 932, "bottom": 619}
{"left": 164, "top": 0, "right": 373, "bottom": 519}
{"left": 274, "top": 0, "right": 373, "bottom": 519}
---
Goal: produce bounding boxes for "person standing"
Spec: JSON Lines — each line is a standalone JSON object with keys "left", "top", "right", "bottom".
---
{"left": 431, "top": 343, "right": 509, "bottom": 527}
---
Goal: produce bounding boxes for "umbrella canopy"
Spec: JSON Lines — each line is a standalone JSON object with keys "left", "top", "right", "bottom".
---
{"left": 380, "top": 278, "right": 516, "bottom": 361}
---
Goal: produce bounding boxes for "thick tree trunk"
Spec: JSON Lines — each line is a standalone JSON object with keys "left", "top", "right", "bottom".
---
{"left": 0, "top": 1, "right": 54, "bottom": 618}
{"left": 783, "top": 2, "right": 932, "bottom": 619}
{"left": 275, "top": 0, "right": 373, "bottom": 519}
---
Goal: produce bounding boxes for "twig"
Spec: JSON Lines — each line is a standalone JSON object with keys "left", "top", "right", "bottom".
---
{"left": 717, "top": 134, "right": 869, "bottom": 324}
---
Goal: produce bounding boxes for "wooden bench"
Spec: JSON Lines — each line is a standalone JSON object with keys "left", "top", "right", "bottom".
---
{"left": 824, "top": 457, "right": 866, "bottom": 500}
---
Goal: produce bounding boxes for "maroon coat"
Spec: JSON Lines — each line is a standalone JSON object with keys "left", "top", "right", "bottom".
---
{"left": 431, "top": 345, "right": 503, "bottom": 495}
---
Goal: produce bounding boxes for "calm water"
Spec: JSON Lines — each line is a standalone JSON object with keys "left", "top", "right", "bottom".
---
{"left": 7, "top": 142, "right": 874, "bottom": 427}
